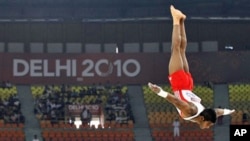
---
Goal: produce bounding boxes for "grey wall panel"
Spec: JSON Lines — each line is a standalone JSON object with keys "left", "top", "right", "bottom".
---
{"left": 47, "top": 43, "right": 63, "bottom": 53}
{"left": 8, "top": 42, "right": 24, "bottom": 53}
{"left": 30, "top": 42, "right": 44, "bottom": 53}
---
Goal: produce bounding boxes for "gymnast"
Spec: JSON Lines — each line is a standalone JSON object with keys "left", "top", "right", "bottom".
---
{"left": 148, "top": 5, "right": 235, "bottom": 129}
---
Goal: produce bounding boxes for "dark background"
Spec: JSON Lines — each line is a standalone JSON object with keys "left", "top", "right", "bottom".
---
{"left": 0, "top": 0, "right": 249, "bottom": 19}
{"left": 0, "top": 20, "right": 249, "bottom": 52}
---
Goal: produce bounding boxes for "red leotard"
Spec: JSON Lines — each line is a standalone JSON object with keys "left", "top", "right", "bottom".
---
{"left": 168, "top": 70, "right": 193, "bottom": 91}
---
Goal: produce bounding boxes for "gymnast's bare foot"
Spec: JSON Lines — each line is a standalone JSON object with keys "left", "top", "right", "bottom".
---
{"left": 170, "top": 5, "right": 186, "bottom": 25}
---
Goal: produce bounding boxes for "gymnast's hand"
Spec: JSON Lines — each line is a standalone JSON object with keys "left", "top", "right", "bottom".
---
{"left": 215, "top": 108, "right": 236, "bottom": 117}
{"left": 223, "top": 109, "right": 235, "bottom": 115}
{"left": 148, "top": 82, "right": 161, "bottom": 94}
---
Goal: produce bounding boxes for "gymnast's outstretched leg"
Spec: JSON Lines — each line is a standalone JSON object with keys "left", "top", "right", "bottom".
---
{"left": 179, "top": 14, "right": 189, "bottom": 73}
{"left": 168, "top": 5, "right": 186, "bottom": 75}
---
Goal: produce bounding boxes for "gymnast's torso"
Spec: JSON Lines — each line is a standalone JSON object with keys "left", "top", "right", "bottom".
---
{"left": 174, "top": 90, "right": 205, "bottom": 121}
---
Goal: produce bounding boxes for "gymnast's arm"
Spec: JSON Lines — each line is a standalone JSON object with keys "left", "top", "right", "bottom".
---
{"left": 148, "top": 82, "right": 190, "bottom": 112}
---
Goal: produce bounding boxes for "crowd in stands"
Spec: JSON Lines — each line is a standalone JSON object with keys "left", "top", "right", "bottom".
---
{"left": 0, "top": 81, "right": 25, "bottom": 124}
{"left": 0, "top": 96, "right": 24, "bottom": 124}
{"left": 33, "top": 85, "right": 65, "bottom": 123}
{"left": 0, "top": 81, "right": 12, "bottom": 89}
{"left": 33, "top": 82, "right": 134, "bottom": 127}
{"left": 104, "top": 84, "right": 134, "bottom": 124}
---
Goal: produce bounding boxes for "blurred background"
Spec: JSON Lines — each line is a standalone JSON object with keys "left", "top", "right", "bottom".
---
{"left": 0, "top": 1, "right": 249, "bottom": 141}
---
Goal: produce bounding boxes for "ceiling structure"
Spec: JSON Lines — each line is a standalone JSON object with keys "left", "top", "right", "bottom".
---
{"left": 0, "top": 0, "right": 249, "bottom": 21}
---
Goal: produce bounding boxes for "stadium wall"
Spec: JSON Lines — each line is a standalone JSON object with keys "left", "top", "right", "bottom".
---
{"left": 0, "top": 20, "right": 249, "bottom": 52}
{"left": 0, "top": 51, "right": 249, "bottom": 85}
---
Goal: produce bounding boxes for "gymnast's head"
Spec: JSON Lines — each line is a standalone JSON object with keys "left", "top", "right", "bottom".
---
{"left": 198, "top": 108, "right": 217, "bottom": 129}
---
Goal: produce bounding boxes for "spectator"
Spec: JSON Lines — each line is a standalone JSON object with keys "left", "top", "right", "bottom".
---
{"left": 96, "top": 82, "right": 105, "bottom": 91}
{"left": 50, "top": 109, "right": 58, "bottom": 124}
{"left": 79, "top": 89, "right": 86, "bottom": 98}
{"left": 5, "top": 81, "right": 12, "bottom": 88}
{"left": 70, "top": 90, "right": 78, "bottom": 98}
{"left": 173, "top": 118, "right": 180, "bottom": 137}
{"left": 68, "top": 116, "right": 75, "bottom": 125}
{"left": 60, "top": 84, "right": 66, "bottom": 93}
{"left": 81, "top": 107, "right": 91, "bottom": 125}
{"left": 10, "top": 113, "right": 18, "bottom": 123}
{"left": 116, "top": 110, "right": 128, "bottom": 123}
{"left": 1, "top": 81, "right": 6, "bottom": 88}
{"left": 32, "top": 134, "right": 40, "bottom": 141}
{"left": 106, "top": 110, "right": 116, "bottom": 122}
{"left": 105, "top": 81, "right": 111, "bottom": 89}
{"left": 18, "top": 112, "right": 25, "bottom": 123}
{"left": 95, "top": 95, "right": 102, "bottom": 104}
{"left": 242, "top": 112, "right": 248, "bottom": 123}
{"left": 3, "top": 115, "right": 9, "bottom": 122}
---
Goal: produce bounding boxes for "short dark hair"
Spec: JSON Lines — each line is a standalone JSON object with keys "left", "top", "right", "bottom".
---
{"left": 199, "top": 108, "right": 217, "bottom": 123}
